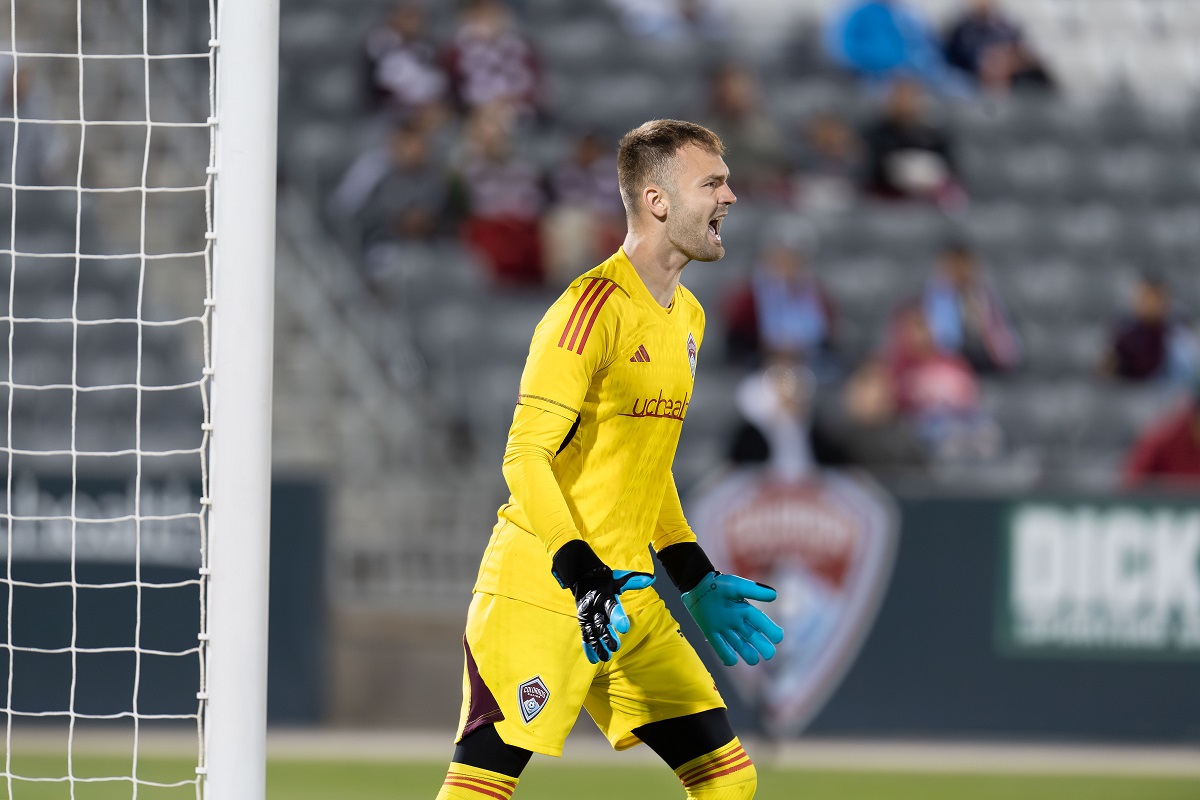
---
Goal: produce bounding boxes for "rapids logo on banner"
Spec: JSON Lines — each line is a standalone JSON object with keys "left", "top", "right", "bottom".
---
{"left": 689, "top": 469, "right": 899, "bottom": 736}
{"left": 1001, "top": 503, "right": 1200, "bottom": 659}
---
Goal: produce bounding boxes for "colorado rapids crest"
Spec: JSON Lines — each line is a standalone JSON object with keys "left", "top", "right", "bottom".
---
{"left": 517, "top": 676, "right": 549, "bottom": 724}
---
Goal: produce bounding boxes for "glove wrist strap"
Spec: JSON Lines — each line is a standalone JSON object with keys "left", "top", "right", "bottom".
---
{"left": 656, "top": 542, "right": 716, "bottom": 594}
{"left": 551, "top": 539, "right": 606, "bottom": 590}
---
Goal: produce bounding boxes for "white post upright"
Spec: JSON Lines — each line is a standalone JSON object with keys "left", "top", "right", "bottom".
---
{"left": 204, "top": 0, "right": 279, "bottom": 796}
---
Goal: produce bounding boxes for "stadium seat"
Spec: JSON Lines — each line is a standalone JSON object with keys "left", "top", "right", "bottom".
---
{"left": 818, "top": 256, "right": 920, "bottom": 320}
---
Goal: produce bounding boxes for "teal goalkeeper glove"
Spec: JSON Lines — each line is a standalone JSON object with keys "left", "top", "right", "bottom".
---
{"left": 683, "top": 572, "right": 784, "bottom": 667}
{"left": 656, "top": 542, "right": 784, "bottom": 667}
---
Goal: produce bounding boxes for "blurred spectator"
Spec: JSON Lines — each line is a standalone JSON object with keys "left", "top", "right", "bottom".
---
{"left": 824, "top": 0, "right": 972, "bottom": 98}
{"left": 861, "top": 79, "right": 966, "bottom": 211}
{"left": 728, "top": 361, "right": 850, "bottom": 476}
{"left": 977, "top": 40, "right": 1053, "bottom": 95}
{"left": 943, "top": 0, "right": 1054, "bottom": 95}
{"left": 451, "top": 103, "right": 546, "bottom": 285}
{"left": 443, "top": 0, "right": 541, "bottom": 117}
{"left": 791, "top": 114, "right": 863, "bottom": 215}
{"left": 607, "top": 0, "right": 729, "bottom": 42}
{"left": 542, "top": 130, "right": 624, "bottom": 284}
{"left": 921, "top": 240, "right": 1021, "bottom": 373}
{"left": 363, "top": 4, "right": 450, "bottom": 119}
{"left": 704, "top": 63, "right": 789, "bottom": 199}
{"left": 1101, "top": 274, "right": 1199, "bottom": 385}
{"left": 1123, "top": 384, "right": 1200, "bottom": 488}
{"left": 329, "top": 123, "right": 450, "bottom": 254}
{"left": 847, "top": 304, "right": 1001, "bottom": 463}
{"left": 724, "top": 220, "right": 839, "bottom": 380}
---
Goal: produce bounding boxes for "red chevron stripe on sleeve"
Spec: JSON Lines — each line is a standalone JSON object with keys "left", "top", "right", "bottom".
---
{"left": 557, "top": 278, "right": 601, "bottom": 349}
{"left": 573, "top": 282, "right": 618, "bottom": 354}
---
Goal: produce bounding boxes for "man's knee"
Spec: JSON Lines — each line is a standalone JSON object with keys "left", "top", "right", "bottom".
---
{"left": 452, "top": 724, "right": 532, "bottom": 777}
{"left": 437, "top": 724, "right": 532, "bottom": 799}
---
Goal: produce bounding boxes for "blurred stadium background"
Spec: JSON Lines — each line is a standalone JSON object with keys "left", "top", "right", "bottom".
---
{"left": 2, "top": 0, "right": 1200, "bottom": 797}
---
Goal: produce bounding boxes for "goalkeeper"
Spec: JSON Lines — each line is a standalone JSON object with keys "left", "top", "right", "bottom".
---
{"left": 437, "top": 120, "right": 783, "bottom": 800}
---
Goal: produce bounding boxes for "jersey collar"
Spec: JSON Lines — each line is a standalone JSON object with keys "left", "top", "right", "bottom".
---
{"left": 613, "top": 247, "right": 678, "bottom": 322}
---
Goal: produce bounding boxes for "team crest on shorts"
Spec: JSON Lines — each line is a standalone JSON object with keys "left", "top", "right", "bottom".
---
{"left": 687, "top": 333, "right": 697, "bottom": 379}
{"left": 517, "top": 676, "right": 549, "bottom": 724}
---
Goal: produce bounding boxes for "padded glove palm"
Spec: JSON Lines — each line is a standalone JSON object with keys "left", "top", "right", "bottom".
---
{"left": 683, "top": 572, "right": 784, "bottom": 667}
{"left": 552, "top": 540, "right": 655, "bottom": 663}
{"left": 570, "top": 568, "right": 655, "bottom": 663}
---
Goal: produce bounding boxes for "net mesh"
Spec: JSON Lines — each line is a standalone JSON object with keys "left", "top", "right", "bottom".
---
{"left": 0, "top": 0, "right": 216, "bottom": 796}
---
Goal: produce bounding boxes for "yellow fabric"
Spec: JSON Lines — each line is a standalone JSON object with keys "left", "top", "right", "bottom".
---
{"left": 653, "top": 471, "right": 697, "bottom": 552}
{"left": 455, "top": 591, "right": 724, "bottom": 757}
{"left": 435, "top": 762, "right": 518, "bottom": 800}
{"left": 675, "top": 738, "right": 758, "bottom": 799}
{"left": 476, "top": 248, "right": 706, "bottom": 616}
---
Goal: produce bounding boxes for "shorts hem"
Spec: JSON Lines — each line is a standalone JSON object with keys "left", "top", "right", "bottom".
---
{"left": 491, "top": 723, "right": 566, "bottom": 758}
{"left": 603, "top": 699, "right": 727, "bottom": 752}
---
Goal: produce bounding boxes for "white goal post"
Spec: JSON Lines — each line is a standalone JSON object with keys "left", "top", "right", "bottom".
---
{"left": 0, "top": 0, "right": 277, "bottom": 796}
{"left": 206, "top": 0, "right": 279, "bottom": 798}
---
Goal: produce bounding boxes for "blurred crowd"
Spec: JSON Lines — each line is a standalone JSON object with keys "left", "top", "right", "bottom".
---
{"left": 726, "top": 236, "right": 1199, "bottom": 484}
{"left": 330, "top": 0, "right": 1058, "bottom": 284}
{"left": 325, "top": 0, "right": 1200, "bottom": 488}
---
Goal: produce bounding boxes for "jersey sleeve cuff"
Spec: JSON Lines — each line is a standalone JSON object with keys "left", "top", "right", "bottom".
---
{"left": 542, "top": 528, "right": 583, "bottom": 559}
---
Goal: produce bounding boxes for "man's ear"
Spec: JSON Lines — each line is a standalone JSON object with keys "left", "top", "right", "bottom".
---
{"left": 642, "top": 184, "right": 668, "bottom": 222}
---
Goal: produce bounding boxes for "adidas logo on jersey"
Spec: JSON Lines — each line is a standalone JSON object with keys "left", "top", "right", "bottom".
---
{"left": 630, "top": 345, "right": 651, "bottom": 363}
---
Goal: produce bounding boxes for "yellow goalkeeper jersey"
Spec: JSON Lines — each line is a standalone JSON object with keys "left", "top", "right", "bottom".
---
{"left": 474, "top": 248, "right": 704, "bottom": 616}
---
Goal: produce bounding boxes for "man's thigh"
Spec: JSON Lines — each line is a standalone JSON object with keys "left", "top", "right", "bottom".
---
{"left": 584, "top": 595, "right": 726, "bottom": 751}
{"left": 456, "top": 592, "right": 595, "bottom": 757}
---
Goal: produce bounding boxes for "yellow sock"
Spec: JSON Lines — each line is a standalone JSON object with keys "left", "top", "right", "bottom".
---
{"left": 435, "top": 762, "right": 519, "bottom": 800}
{"left": 673, "top": 738, "right": 757, "bottom": 799}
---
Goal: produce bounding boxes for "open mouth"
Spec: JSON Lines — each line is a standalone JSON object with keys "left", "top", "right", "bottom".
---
{"left": 707, "top": 217, "right": 723, "bottom": 244}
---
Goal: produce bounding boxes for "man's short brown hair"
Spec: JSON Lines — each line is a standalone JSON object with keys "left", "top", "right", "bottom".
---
{"left": 616, "top": 119, "right": 724, "bottom": 216}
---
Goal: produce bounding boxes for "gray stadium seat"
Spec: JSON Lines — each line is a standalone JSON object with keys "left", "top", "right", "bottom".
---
{"left": 817, "top": 256, "right": 920, "bottom": 320}
{"left": 998, "top": 257, "right": 1090, "bottom": 322}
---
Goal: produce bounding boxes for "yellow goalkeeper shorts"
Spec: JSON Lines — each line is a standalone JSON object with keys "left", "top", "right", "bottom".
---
{"left": 454, "top": 590, "right": 725, "bottom": 757}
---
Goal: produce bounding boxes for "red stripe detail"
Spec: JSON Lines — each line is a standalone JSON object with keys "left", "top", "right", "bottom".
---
{"left": 443, "top": 779, "right": 511, "bottom": 800}
{"left": 455, "top": 775, "right": 516, "bottom": 792}
{"left": 566, "top": 279, "right": 609, "bottom": 352}
{"left": 684, "top": 758, "right": 753, "bottom": 787}
{"left": 557, "top": 279, "right": 600, "bottom": 348}
{"left": 574, "top": 282, "right": 617, "bottom": 353}
{"left": 639, "top": 345, "right": 650, "bottom": 362}
{"left": 630, "top": 354, "right": 638, "bottom": 362}
{"left": 678, "top": 747, "right": 746, "bottom": 784}
{"left": 681, "top": 752, "right": 749, "bottom": 786}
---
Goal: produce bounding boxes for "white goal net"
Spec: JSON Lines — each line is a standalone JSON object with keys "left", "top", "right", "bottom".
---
{"left": 0, "top": 0, "right": 275, "bottom": 797}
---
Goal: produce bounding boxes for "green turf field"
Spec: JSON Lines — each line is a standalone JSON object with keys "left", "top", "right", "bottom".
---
{"left": 1, "top": 757, "right": 1198, "bottom": 799}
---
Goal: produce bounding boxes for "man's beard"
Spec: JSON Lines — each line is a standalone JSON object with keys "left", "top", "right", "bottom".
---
{"left": 669, "top": 206, "right": 725, "bottom": 263}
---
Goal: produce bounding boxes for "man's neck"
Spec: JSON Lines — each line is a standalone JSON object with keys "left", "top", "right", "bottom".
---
{"left": 622, "top": 231, "right": 689, "bottom": 308}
